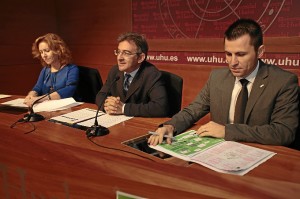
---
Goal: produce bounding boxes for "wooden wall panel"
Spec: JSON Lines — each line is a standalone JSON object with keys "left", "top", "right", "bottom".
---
{"left": 57, "top": 0, "right": 132, "bottom": 73}
{"left": 0, "top": 0, "right": 57, "bottom": 95}
{"left": 0, "top": 0, "right": 298, "bottom": 112}
{"left": 0, "top": 0, "right": 132, "bottom": 95}
{"left": 0, "top": 64, "right": 41, "bottom": 95}
{"left": 0, "top": 0, "right": 57, "bottom": 45}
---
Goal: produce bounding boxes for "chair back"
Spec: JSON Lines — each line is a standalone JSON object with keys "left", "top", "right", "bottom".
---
{"left": 291, "top": 86, "right": 300, "bottom": 151}
{"left": 74, "top": 66, "right": 103, "bottom": 103}
{"left": 289, "top": 86, "right": 300, "bottom": 150}
{"left": 161, "top": 70, "right": 183, "bottom": 117}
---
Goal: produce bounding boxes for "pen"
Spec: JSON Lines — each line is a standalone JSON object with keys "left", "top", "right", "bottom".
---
{"left": 148, "top": 131, "right": 176, "bottom": 141}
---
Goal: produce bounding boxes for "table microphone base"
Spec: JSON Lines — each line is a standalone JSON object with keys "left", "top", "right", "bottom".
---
{"left": 86, "top": 125, "right": 109, "bottom": 137}
{"left": 24, "top": 113, "right": 45, "bottom": 122}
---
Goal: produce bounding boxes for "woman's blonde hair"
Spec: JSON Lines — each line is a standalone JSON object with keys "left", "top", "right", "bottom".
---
{"left": 32, "top": 33, "right": 72, "bottom": 66}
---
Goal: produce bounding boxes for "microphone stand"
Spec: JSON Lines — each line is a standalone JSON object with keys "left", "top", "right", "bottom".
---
{"left": 86, "top": 76, "right": 120, "bottom": 138}
{"left": 23, "top": 82, "right": 78, "bottom": 122}
{"left": 23, "top": 94, "right": 49, "bottom": 122}
{"left": 85, "top": 107, "right": 109, "bottom": 137}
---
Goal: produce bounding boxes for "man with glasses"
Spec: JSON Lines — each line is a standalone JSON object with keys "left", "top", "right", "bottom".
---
{"left": 96, "top": 32, "right": 169, "bottom": 117}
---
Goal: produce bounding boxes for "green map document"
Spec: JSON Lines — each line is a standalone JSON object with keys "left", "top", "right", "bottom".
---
{"left": 150, "top": 130, "right": 224, "bottom": 161}
{"left": 116, "top": 191, "right": 145, "bottom": 199}
{"left": 149, "top": 130, "right": 276, "bottom": 175}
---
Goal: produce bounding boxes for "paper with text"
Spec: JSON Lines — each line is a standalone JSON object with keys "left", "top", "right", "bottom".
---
{"left": 150, "top": 130, "right": 276, "bottom": 175}
{"left": 150, "top": 130, "right": 224, "bottom": 161}
{"left": 1, "top": 98, "right": 82, "bottom": 112}
{"left": 0, "top": 94, "right": 11, "bottom": 99}
{"left": 78, "top": 113, "right": 133, "bottom": 128}
{"left": 50, "top": 108, "right": 133, "bottom": 128}
{"left": 1, "top": 98, "right": 28, "bottom": 108}
{"left": 50, "top": 108, "right": 100, "bottom": 124}
{"left": 190, "top": 141, "right": 276, "bottom": 175}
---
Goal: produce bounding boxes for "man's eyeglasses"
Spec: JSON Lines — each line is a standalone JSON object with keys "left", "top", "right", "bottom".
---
{"left": 114, "top": 50, "right": 141, "bottom": 57}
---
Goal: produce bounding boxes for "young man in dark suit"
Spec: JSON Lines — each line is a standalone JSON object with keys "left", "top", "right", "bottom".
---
{"left": 96, "top": 32, "right": 169, "bottom": 117}
{"left": 148, "top": 18, "right": 299, "bottom": 146}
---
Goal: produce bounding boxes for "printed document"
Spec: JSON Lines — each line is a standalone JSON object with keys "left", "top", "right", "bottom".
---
{"left": 49, "top": 108, "right": 133, "bottom": 128}
{"left": 0, "top": 94, "right": 11, "bottom": 99}
{"left": 1, "top": 98, "right": 82, "bottom": 112}
{"left": 150, "top": 130, "right": 276, "bottom": 175}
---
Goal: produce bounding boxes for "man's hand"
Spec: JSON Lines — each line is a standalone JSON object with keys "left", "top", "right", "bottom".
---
{"left": 104, "top": 96, "right": 124, "bottom": 115}
{"left": 148, "top": 125, "right": 175, "bottom": 146}
{"left": 197, "top": 121, "right": 225, "bottom": 138}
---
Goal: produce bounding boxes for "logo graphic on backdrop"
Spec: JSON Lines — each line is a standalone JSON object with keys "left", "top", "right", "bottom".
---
{"left": 133, "top": 0, "right": 299, "bottom": 68}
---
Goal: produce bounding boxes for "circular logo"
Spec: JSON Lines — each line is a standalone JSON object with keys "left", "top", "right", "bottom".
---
{"left": 158, "top": 0, "right": 286, "bottom": 38}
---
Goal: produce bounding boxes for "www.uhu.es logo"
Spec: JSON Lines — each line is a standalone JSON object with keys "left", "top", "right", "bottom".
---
{"left": 0, "top": 163, "right": 70, "bottom": 199}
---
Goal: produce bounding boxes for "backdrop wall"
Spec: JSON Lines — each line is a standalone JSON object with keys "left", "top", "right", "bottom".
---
{"left": 0, "top": 0, "right": 298, "bottom": 108}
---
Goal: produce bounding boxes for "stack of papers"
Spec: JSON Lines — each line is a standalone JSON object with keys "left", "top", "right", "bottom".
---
{"left": 1, "top": 98, "right": 82, "bottom": 112}
{"left": 0, "top": 94, "right": 11, "bottom": 99}
{"left": 50, "top": 108, "right": 98, "bottom": 124}
{"left": 150, "top": 130, "right": 276, "bottom": 175}
{"left": 49, "top": 108, "right": 133, "bottom": 128}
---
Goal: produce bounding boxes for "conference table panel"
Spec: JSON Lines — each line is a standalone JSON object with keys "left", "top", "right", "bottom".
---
{"left": 0, "top": 97, "right": 299, "bottom": 198}
{"left": 1, "top": 126, "right": 219, "bottom": 199}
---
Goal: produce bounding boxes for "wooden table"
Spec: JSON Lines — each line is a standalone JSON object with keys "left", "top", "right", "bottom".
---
{"left": 0, "top": 96, "right": 299, "bottom": 198}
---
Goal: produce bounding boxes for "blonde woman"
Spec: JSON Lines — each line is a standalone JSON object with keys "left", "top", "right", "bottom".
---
{"left": 24, "top": 33, "right": 78, "bottom": 107}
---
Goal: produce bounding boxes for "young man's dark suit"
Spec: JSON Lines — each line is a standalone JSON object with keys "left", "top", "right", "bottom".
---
{"left": 96, "top": 61, "right": 169, "bottom": 117}
{"left": 164, "top": 60, "right": 299, "bottom": 145}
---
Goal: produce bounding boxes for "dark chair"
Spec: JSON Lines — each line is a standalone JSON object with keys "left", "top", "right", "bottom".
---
{"left": 289, "top": 86, "right": 300, "bottom": 150}
{"left": 293, "top": 125, "right": 300, "bottom": 150}
{"left": 74, "top": 66, "right": 103, "bottom": 103}
{"left": 161, "top": 70, "right": 183, "bottom": 117}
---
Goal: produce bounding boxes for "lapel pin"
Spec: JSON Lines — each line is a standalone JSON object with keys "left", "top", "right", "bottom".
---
{"left": 260, "top": 84, "right": 264, "bottom": 88}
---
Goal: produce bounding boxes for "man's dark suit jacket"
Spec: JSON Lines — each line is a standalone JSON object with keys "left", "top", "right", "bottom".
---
{"left": 165, "top": 60, "right": 299, "bottom": 145}
{"left": 96, "top": 61, "right": 169, "bottom": 117}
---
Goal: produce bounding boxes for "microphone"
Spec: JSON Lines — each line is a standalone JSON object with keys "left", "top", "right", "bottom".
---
{"left": 23, "top": 94, "right": 51, "bottom": 122}
{"left": 86, "top": 76, "right": 120, "bottom": 138}
{"left": 23, "top": 82, "right": 77, "bottom": 122}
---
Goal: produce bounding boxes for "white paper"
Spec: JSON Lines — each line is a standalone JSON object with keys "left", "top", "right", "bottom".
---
{"left": 49, "top": 108, "right": 133, "bottom": 128}
{"left": 190, "top": 141, "right": 276, "bottom": 175}
{"left": 1, "top": 98, "right": 27, "bottom": 108}
{"left": 1, "top": 97, "right": 82, "bottom": 112}
{"left": 50, "top": 108, "right": 100, "bottom": 124}
{"left": 116, "top": 191, "right": 146, "bottom": 199}
{"left": 149, "top": 130, "right": 276, "bottom": 176}
{"left": 33, "top": 98, "right": 83, "bottom": 112}
{"left": 0, "top": 94, "right": 11, "bottom": 99}
{"left": 77, "top": 113, "right": 133, "bottom": 128}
